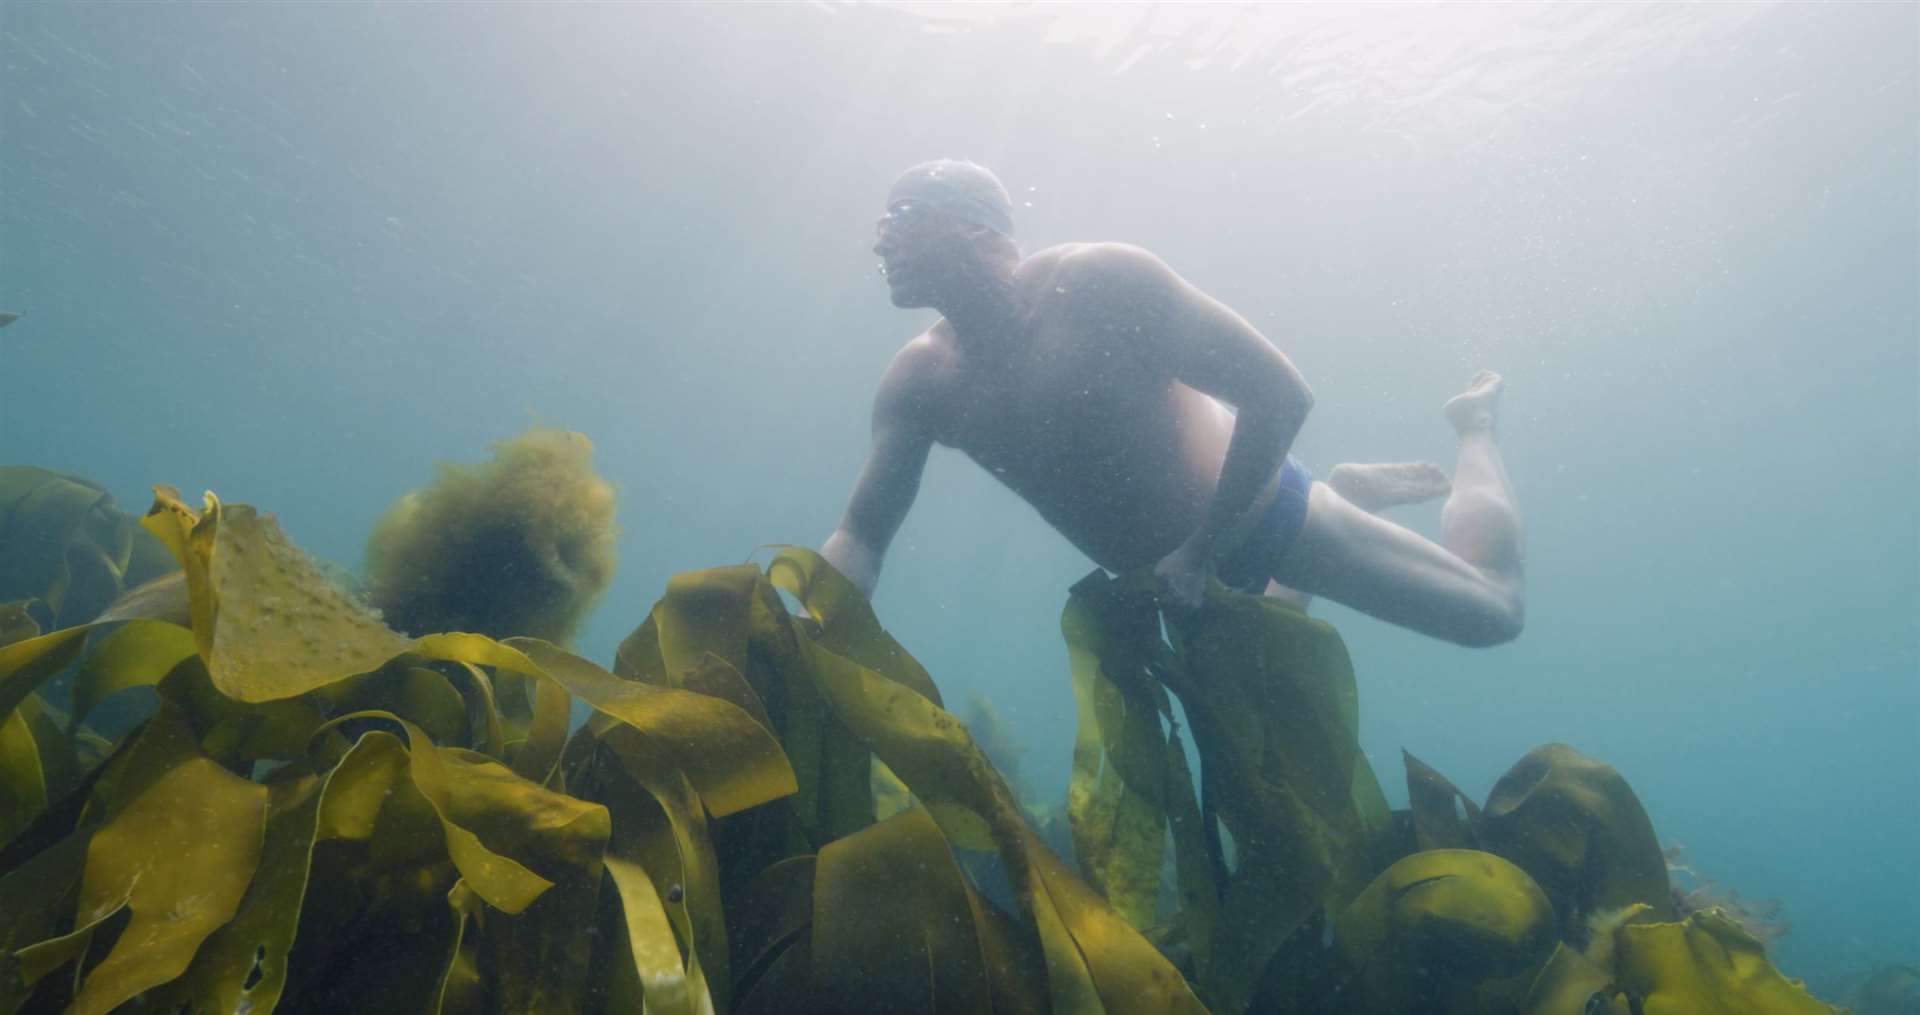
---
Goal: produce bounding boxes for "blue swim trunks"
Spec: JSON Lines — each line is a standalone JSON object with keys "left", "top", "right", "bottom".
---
{"left": 1215, "top": 455, "right": 1313, "bottom": 594}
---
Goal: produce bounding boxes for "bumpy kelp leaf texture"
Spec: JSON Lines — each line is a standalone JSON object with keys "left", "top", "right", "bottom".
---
{"left": 144, "top": 490, "right": 414, "bottom": 703}
{"left": 1480, "top": 743, "right": 1675, "bottom": 940}
{"left": 1331, "top": 849, "right": 1557, "bottom": 1015}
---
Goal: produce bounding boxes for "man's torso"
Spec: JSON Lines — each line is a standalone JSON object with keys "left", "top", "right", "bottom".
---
{"left": 903, "top": 243, "right": 1278, "bottom": 572}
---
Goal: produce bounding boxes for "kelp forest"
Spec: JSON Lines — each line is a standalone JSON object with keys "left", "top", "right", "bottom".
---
{"left": 0, "top": 434, "right": 1892, "bottom": 1014}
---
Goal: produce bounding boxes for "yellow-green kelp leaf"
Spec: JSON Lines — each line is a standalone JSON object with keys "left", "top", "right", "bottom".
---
{"left": 136, "top": 775, "right": 325, "bottom": 1015}
{"left": 285, "top": 729, "right": 469, "bottom": 1015}
{"left": 587, "top": 737, "right": 728, "bottom": 1013}
{"left": 619, "top": 566, "right": 872, "bottom": 849}
{"left": 1405, "top": 748, "right": 1485, "bottom": 852}
{"left": 67, "top": 619, "right": 198, "bottom": 727}
{"left": 728, "top": 854, "right": 816, "bottom": 1004}
{"left": 136, "top": 488, "right": 414, "bottom": 704}
{"left": 1523, "top": 940, "right": 1629, "bottom": 1015}
{"left": 316, "top": 713, "right": 554, "bottom": 914}
{"left": 208, "top": 502, "right": 414, "bottom": 702}
{"left": 58, "top": 748, "right": 269, "bottom": 1015}
{"left": 497, "top": 635, "right": 797, "bottom": 817}
{"left": 0, "top": 829, "right": 88, "bottom": 1011}
{"left": 811, "top": 805, "right": 991, "bottom": 1013}
{"left": 1062, "top": 581, "right": 1178, "bottom": 932}
{"left": 442, "top": 745, "right": 610, "bottom": 1014}
{"left": 796, "top": 615, "right": 1205, "bottom": 1014}
{"left": 1332, "top": 849, "right": 1558, "bottom": 1015}
{"left": 602, "top": 854, "right": 699, "bottom": 1015}
{"left": 765, "top": 546, "right": 943, "bottom": 706}
{"left": 1614, "top": 910, "right": 1840, "bottom": 1015}
{"left": 795, "top": 634, "right": 996, "bottom": 850}
{"left": 1159, "top": 578, "right": 1390, "bottom": 1013}
{"left": 0, "top": 625, "right": 89, "bottom": 725}
{"left": 1481, "top": 743, "right": 1676, "bottom": 937}
{"left": 0, "top": 696, "right": 48, "bottom": 849}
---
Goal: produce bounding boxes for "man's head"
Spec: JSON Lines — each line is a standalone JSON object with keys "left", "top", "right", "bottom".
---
{"left": 873, "top": 160, "right": 1019, "bottom": 310}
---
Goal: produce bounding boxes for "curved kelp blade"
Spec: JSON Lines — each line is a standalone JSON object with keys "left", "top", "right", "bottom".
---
{"left": 1062, "top": 583, "right": 1175, "bottom": 932}
{"left": 1160, "top": 579, "right": 1390, "bottom": 1013}
{"left": 1404, "top": 749, "right": 1485, "bottom": 852}
{"left": 811, "top": 805, "right": 991, "bottom": 1013}
{"left": 436, "top": 745, "right": 611, "bottom": 1013}
{"left": 601, "top": 854, "right": 700, "bottom": 1015}
{"left": 1480, "top": 743, "right": 1675, "bottom": 938}
{"left": 0, "top": 697, "right": 53, "bottom": 851}
{"left": 1331, "top": 849, "right": 1557, "bottom": 1013}
{"left": 620, "top": 566, "right": 872, "bottom": 849}
{"left": 796, "top": 624, "right": 1206, "bottom": 1013}
{"left": 136, "top": 775, "right": 325, "bottom": 1015}
{"left": 31, "top": 729, "right": 268, "bottom": 1015}
{"left": 315, "top": 713, "right": 553, "bottom": 914}
{"left": 1613, "top": 910, "right": 1839, "bottom": 1014}
{"left": 500, "top": 635, "right": 796, "bottom": 817}
{"left": 765, "top": 546, "right": 943, "bottom": 706}
{"left": 67, "top": 619, "right": 198, "bottom": 728}
{"left": 0, "top": 626, "right": 89, "bottom": 726}
{"left": 589, "top": 739, "right": 727, "bottom": 1013}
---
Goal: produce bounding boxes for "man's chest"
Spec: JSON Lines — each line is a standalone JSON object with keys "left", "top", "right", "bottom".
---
{"left": 931, "top": 321, "right": 1165, "bottom": 464}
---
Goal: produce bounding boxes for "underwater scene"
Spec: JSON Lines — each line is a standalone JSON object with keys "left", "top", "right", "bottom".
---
{"left": 1, "top": 4, "right": 1914, "bottom": 1013}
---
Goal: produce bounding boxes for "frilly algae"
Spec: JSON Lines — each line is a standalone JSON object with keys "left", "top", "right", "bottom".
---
{"left": 364, "top": 427, "right": 618, "bottom": 645}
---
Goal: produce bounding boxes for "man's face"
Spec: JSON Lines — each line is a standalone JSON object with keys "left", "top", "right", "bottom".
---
{"left": 872, "top": 198, "right": 972, "bottom": 309}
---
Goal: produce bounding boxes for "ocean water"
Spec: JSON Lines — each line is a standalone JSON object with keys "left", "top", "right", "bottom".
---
{"left": 2, "top": 1, "right": 1913, "bottom": 998}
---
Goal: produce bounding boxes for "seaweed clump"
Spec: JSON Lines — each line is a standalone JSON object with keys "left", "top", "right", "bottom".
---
{"left": 364, "top": 428, "right": 617, "bottom": 645}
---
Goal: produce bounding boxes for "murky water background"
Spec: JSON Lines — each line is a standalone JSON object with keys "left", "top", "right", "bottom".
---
{"left": 3, "top": 2, "right": 1913, "bottom": 992}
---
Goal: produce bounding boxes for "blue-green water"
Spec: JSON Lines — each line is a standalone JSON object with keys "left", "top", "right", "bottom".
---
{"left": 2, "top": 2, "right": 1913, "bottom": 997}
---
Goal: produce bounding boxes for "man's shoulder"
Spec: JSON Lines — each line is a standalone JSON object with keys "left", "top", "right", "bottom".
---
{"left": 1018, "top": 243, "right": 1175, "bottom": 311}
{"left": 875, "top": 330, "right": 958, "bottom": 420}
{"left": 1033, "top": 241, "right": 1166, "bottom": 280}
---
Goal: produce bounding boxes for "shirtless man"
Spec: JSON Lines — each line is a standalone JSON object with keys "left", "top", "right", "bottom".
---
{"left": 822, "top": 161, "right": 1524, "bottom": 647}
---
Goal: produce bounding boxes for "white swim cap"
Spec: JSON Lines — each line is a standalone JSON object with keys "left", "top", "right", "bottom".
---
{"left": 887, "top": 160, "right": 1016, "bottom": 238}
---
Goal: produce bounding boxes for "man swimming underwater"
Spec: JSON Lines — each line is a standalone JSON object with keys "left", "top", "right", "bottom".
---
{"left": 822, "top": 160, "right": 1524, "bottom": 646}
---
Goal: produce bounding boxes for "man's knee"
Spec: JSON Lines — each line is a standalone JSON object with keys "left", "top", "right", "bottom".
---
{"left": 1457, "top": 593, "right": 1524, "bottom": 647}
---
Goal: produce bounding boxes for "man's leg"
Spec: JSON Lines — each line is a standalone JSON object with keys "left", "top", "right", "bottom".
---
{"left": 1271, "top": 372, "right": 1524, "bottom": 646}
{"left": 1326, "top": 461, "right": 1451, "bottom": 512}
{"left": 1263, "top": 460, "right": 1451, "bottom": 607}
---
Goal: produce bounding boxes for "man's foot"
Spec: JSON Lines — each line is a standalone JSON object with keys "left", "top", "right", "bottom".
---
{"left": 1444, "top": 370, "right": 1504, "bottom": 434}
{"left": 1327, "top": 461, "right": 1452, "bottom": 512}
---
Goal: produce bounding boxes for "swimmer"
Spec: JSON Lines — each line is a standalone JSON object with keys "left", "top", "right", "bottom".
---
{"left": 823, "top": 161, "right": 1524, "bottom": 646}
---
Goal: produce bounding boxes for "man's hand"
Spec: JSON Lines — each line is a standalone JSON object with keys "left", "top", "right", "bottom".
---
{"left": 1152, "top": 540, "right": 1213, "bottom": 610}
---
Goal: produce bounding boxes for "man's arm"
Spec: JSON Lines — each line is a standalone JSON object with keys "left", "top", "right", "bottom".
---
{"left": 1077, "top": 244, "right": 1314, "bottom": 595}
{"left": 820, "top": 344, "right": 937, "bottom": 600}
